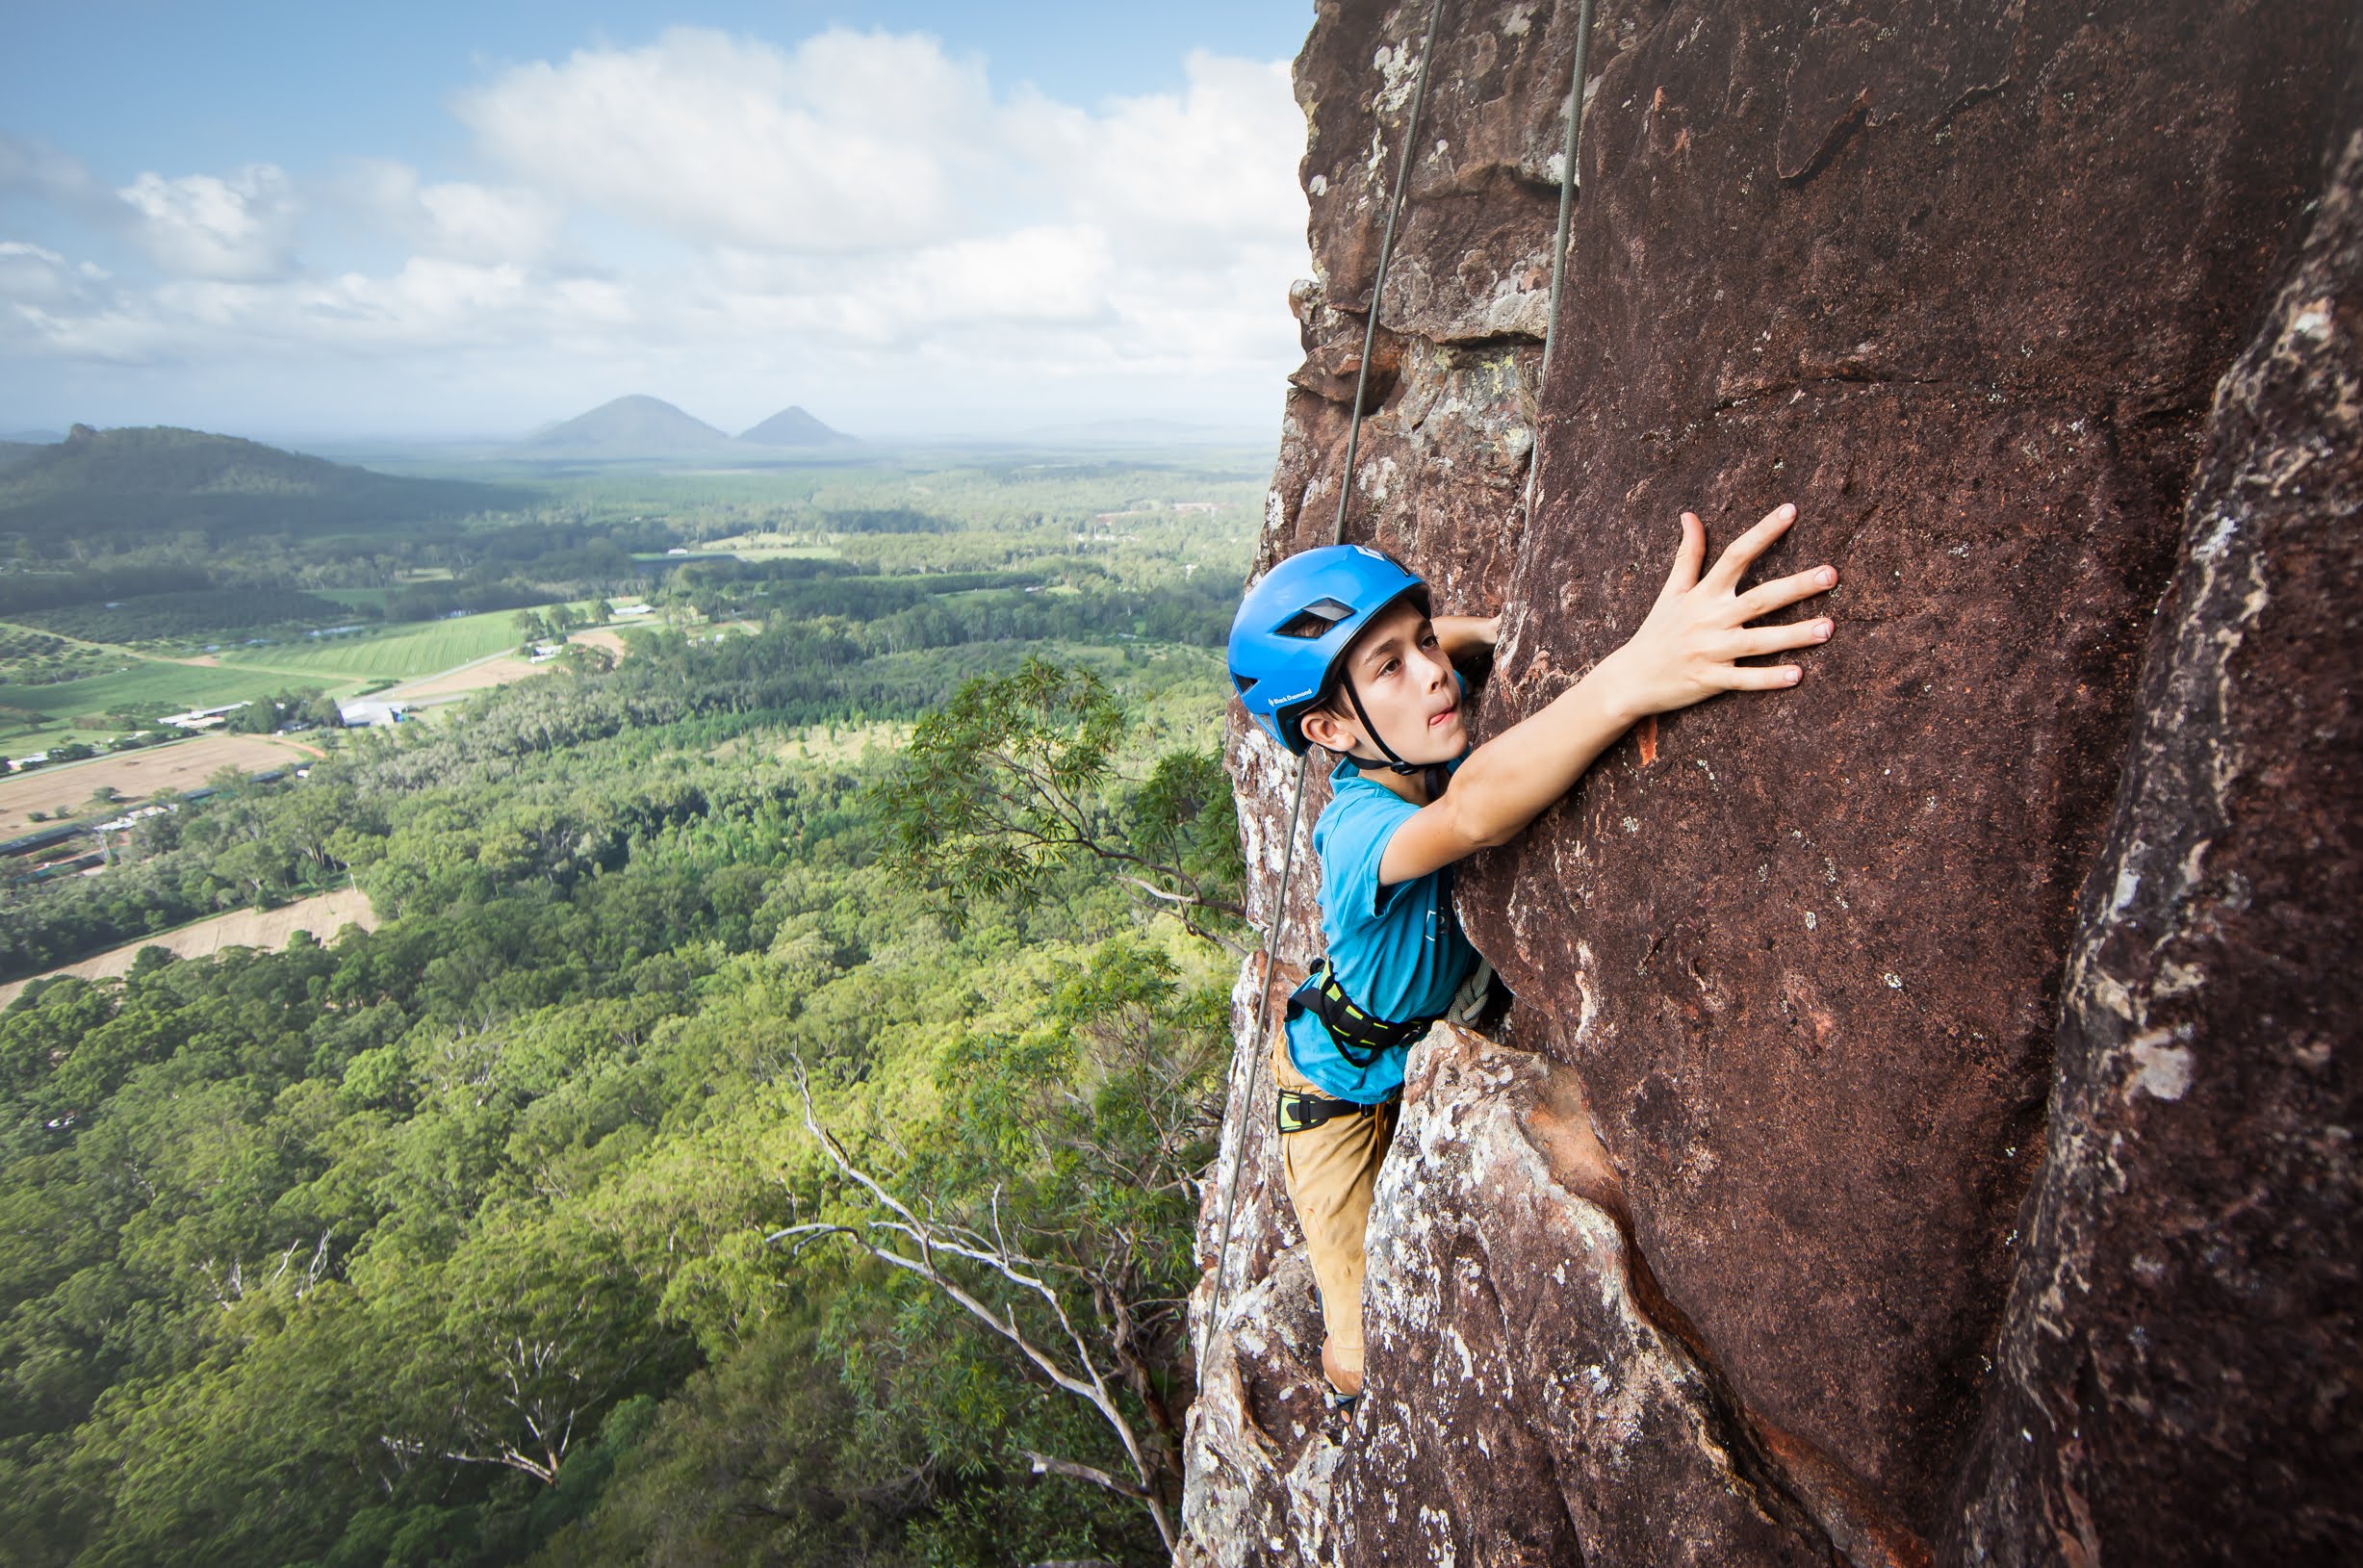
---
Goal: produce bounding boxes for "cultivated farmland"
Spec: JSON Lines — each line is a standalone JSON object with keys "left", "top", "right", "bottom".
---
{"left": 217, "top": 607, "right": 534, "bottom": 681}
{"left": 381, "top": 654, "right": 544, "bottom": 702}
{"left": 0, "top": 733, "right": 320, "bottom": 836}
{"left": 0, "top": 886, "right": 375, "bottom": 1010}
{"left": 0, "top": 605, "right": 605, "bottom": 754}
{"left": 0, "top": 660, "right": 316, "bottom": 732}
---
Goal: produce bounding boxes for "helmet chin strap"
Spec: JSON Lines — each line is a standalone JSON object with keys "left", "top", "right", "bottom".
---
{"left": 1341, "top": 677, "right": 1454, "bottom": 805}
{"left": 1341, "top": 675, "right": 1422, "bottom": 777}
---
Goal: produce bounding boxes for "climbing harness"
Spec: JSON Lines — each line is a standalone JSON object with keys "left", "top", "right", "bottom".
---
{"left": 1204, "top": 0, "right": 1598, "bottom": 1344}
{"left": 1287, "top": 957, "right": 1444, "bottom": 1067}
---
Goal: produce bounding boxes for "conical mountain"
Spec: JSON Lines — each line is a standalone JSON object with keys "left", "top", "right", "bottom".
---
{"left": 521, "top": 396, "right": 732, "bottom": 456}
{"left": 737, "top": 405, "right": 858, "bottom": 447}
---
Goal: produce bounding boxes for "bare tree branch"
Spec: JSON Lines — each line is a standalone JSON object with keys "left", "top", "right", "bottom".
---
{"left": 770, "top": 1057, "right": 1177, "bottom": 1552}
{"left": 1110, "top": 875, "right": 1245, "bottom": 919}
{"left": 1025, "top": 1450, "right": 1146, "bottom": 1499}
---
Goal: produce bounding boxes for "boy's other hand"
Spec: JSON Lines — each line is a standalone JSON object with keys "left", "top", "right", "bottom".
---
{"left": 1433, "top": 613, "right": 1503, "bottom": 656}
{"left": 1593, "top": 502, "right": 1836, "bottom": 724}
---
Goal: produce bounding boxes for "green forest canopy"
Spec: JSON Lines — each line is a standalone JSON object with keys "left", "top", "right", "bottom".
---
{"left": 0, "top": 464, "right": 1258, "bottom": 1568}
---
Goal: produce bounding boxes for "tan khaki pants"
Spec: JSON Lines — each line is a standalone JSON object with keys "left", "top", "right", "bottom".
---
{"left": 1273, "top": 1033, "right": 1399, "bottom": 1375}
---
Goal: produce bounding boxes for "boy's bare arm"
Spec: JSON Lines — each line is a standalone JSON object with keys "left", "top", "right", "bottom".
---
{"left": 1379, "top": 503, "right": 1835, "bottom": 886}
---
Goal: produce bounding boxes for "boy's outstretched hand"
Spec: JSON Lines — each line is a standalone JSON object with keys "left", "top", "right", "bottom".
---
{"left": 1378, "top": 501, "right": 1837, "bottom": 884}
{"left": 1592, "top": 502, "right": 1836, "bottom": 724}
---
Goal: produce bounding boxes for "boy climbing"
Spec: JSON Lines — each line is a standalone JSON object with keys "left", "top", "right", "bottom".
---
{"left": 1225, "top": 502, "right": 1836, "bottom": 1401}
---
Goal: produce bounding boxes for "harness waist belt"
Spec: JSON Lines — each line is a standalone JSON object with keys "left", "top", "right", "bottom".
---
{"left": 1276, "top": 1087, "right": 1394, "bottom": 1136}
{"left": 1286, "top": 958, "right": 1438, "bottom": 1067}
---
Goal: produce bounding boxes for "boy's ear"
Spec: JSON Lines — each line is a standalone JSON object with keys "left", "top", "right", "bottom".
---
{"left": 1298, "top": 703, "right": 1358, "bottom": 756}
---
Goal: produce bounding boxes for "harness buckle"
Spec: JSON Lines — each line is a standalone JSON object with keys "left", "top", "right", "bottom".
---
{"left": 1276, "top": 1087, "right": 1386, "bottom": 1136}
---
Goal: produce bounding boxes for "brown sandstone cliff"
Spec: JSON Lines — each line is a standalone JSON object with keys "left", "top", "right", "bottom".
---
{"left": 1186, "top": 3, "right": 2358, "bottom": 1563}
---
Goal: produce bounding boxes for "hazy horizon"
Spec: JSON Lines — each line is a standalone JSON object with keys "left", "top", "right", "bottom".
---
{"left": 5, "top": 379, "right": 1297, "bottom": 450}
{"left": 2, "top": 3, "right": 1316, "bottom": 441}
{"left": 5, "top": 402, "right": 1285, "bottom": 453}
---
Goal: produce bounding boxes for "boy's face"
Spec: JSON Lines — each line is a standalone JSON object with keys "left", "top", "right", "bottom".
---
{"left": 1300, "top": 601, "right": 1468, "bottom": 764}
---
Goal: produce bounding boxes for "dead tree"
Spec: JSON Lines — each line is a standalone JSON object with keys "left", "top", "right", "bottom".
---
{"left": 770, "top": 1059, "right": 1178, "bottom": 1552}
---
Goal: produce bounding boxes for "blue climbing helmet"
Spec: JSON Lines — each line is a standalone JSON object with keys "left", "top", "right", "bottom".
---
{"left": 1227, "top": 545, "right": 1431, "bottom": 754}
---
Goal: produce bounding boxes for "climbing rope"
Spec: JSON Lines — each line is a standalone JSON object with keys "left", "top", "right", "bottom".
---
{"left": 1528, "top": 0, "right": 1597, "bottom": 514}
{"left": 1203, "top": 0, "right": 1598, "bottom": 1350}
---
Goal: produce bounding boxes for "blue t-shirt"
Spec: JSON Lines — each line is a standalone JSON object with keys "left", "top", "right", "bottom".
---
{"left": 1284, "top": 754, "right": 1481, "bottom": 1104}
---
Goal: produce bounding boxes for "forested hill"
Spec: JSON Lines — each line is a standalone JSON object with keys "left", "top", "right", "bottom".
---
{"left": 0, "top": 425, "right": 533, "bottom": 552}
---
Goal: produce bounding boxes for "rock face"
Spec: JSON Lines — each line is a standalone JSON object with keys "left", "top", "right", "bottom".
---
{"left": 1946, "top": 112, "right": 2363, "bottom": 1568}
{"left": 1186, "top": 3, "right": 2357, "bottom": 1564}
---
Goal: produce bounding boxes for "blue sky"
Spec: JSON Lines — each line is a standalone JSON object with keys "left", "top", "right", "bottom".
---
{"left": 0, "top": 3, "right": 1317, "bottom": 441}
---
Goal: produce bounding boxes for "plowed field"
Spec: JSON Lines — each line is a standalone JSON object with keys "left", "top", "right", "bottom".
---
{"left": 1, "top": 733, "right": 320, "bottom": 837}
{"left": 0, "top": 887, "right": 376, "bottom": 1010}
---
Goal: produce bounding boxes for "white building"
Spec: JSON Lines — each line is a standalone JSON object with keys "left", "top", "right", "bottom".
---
{"left": 337, "top": 699, "right": 411, "bottom": 728}
{"left": 158, "top": 702, "right": 251, "bottom": 731}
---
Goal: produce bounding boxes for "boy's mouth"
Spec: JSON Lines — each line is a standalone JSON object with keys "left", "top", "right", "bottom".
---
{"left": 1428, "top": 699, "right": 1460, "bottom": 730}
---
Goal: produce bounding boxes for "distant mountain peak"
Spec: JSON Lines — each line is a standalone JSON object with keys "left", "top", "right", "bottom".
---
{"left": 737, "top": 405, "right": 859, "bottom": 448}
{"left": 520, "top": 396, "right": 732, "bottom": 455}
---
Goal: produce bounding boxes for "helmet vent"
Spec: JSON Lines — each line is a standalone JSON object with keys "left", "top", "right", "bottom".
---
{"left": 1274, "top": 598, "right": 1354, "bottom": 639}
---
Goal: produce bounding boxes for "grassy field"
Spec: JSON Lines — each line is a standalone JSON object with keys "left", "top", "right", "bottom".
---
{"left": 0, "top": 605, "right": 588, "bottom": 755}
{"left": 0, "top": 661, "right": 327, "bottom": 731}
{"left": 380, "top": 655, "right": 541, "bottom": 702}
{"left": 216, "top": 607, "right": 531, "bottom": 680}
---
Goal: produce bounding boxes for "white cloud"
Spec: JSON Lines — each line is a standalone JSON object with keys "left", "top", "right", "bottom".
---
{"left": 0, "top": 242, "right": 133, "bottom": 360}
{"left": 1018, "top": 52, "right": 1305, "bottom": 258}
{"left": 696, "top": 223, "right": 1116, "bottom": 348}
{"left": 335, "top": 159, "right": 564, "bottom": 265}
{"left": 2, "top": 28, "right": 1314, "bottom": 433}
{"left": 0, "top": 241, "right": 72, "bottom": 309}
{"left": 116, "top": 165, "right": 301, "bottom": 281}
{"left": 454, "top": 27, "right": 1004, "bottom": 254}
